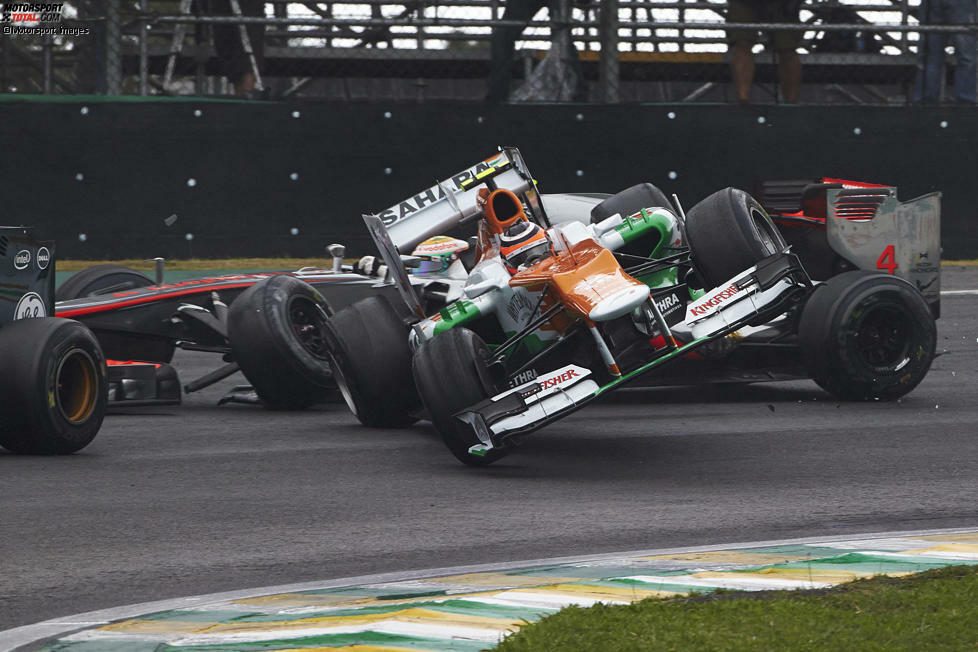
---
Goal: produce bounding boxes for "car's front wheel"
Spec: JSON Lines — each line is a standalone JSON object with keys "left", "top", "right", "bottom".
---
{"left": 323, "top": 296, "right": 419, "bottom": 427}
{"left": 227, "top": 275, "right": 334, "bottom": 410}
{"left": 413, "top": 328, "right": 507, "bottom": 466}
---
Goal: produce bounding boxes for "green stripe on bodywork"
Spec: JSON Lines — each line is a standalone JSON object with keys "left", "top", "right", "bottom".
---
{"left": 501, "top": 331, "right": 550, "bottom": 356}
{"left": 617, "top": 208, "right": 679, "bottom": 289}
{"left": 433, "top": 300, "right": 481, "bottom": 335}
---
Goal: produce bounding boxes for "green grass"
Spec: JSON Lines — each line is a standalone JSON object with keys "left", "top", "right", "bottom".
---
{"left": 493, "top": 565, "right": 978, "bottom": 651}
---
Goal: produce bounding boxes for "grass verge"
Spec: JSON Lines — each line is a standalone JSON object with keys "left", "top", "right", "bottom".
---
{"left": 494, "top": 565, "right": 978, "bottom": 651}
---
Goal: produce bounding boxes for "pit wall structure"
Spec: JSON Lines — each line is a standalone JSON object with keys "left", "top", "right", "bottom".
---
{"left": 1, "top": 96, "right": 973, "bottom": 260}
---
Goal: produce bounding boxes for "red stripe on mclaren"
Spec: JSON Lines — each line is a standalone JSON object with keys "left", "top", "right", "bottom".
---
{"left": 55, "top": 282, "right": 259, "bottom": 317}
{"left": 107, "top": 360, "right": 163, "bottom": 368}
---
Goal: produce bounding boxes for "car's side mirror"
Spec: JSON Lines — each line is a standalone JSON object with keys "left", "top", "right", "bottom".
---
{"left": 327, "top": 243, "right": 345, "bottom": 272}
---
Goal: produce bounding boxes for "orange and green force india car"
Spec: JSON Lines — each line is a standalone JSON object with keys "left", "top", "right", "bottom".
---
{"left": 309, "top": 147, "right": 938, "bottom": 466}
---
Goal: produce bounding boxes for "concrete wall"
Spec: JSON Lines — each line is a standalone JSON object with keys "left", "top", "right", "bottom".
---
{"left": 1, "top": 98, "right": 972, "bottom": 259}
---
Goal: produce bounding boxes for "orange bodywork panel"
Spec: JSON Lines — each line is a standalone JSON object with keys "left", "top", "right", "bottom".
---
{"left": 509, "top": 238, "right": 647, "bottom": 320}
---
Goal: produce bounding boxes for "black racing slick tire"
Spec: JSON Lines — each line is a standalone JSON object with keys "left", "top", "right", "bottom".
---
{"left": 227, "top": 275, "right": 334, "bottom": 410}
{"left": 590, "top": 182, "right": 673, "bottom": 223}
{"left": 413, "top": 328, "right": 507, "bottom": 466}
{"left": 0, "top": 318, "right": 106, "bottom": 454}
{"left": 55, "top": 265, "right": 155, "bottom": 301}
{"left": 799, "top": 271, "right": 936, "bottom": 401}
{"left": 323, "top": 296, "right": 419, "bottom": 428}
{"left": 685, "top": 187, "right": 787, "bottom": 289}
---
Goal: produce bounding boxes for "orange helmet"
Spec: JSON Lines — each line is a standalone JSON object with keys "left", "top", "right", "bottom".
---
{"left": 500, "top": 221, "right": 551, "bottom": 272}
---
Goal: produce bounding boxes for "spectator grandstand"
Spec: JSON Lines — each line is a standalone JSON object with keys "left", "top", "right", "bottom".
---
{"left": 0, "top": 1, "right": 972, "bottom": 103}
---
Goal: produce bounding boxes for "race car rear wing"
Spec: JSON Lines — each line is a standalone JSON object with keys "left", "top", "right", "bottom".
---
{"left": 825, "top": 187, "right": 941, "bottom": 312}
{"left": 362, "top": 147, "right": 547, "bottom": 321}
{"left": 374, "top": 147, "right": 540, "bottom": 254}
{"left": 758, "top": 178, "right": 941, "bottom": 316}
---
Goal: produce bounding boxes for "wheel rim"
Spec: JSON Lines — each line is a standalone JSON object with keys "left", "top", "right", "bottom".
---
{"left": 750, "top": 208, "right": 781, "bottom": 256}
{"left": 327, "top": 351, "right": 359, "bottom": 417}
{"left": 288, "top": 296, "right": 329, "bottom": 360}
{"left": 851, "top": 303, "right": 914, "bottom": 374}
{"left": 56, "top": 349, "right": 98, "bottom": 424}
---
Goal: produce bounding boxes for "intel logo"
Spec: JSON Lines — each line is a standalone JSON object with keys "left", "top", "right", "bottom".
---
{"left": 14, "top": 250, "right": 30, "bottom": 270}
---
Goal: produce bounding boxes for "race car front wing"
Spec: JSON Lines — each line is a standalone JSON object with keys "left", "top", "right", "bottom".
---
{"left": 456, "top": 251, "right": 812, "bottom": 457}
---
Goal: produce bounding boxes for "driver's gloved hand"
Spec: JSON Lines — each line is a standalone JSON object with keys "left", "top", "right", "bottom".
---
{"left": 356, "top": 255, "right": 386, "bottom": 277}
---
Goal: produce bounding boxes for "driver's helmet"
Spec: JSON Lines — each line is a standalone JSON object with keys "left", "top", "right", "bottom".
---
{"left": 410, "top": 235, "right": 469, "bottom": 274}
{"left": 499, "top": 221, "right": 551, "bottom": 273}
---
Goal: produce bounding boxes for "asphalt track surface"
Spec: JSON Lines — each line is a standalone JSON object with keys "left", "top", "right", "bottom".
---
{"left": 1, "top": 268, "right": 977, "bottom": 634}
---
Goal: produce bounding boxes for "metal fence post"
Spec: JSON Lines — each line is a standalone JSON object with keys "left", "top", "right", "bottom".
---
{"left": 599, "top": 0, "right": 620, "bottom": 103}
{"left": 105, "top": 0, "right": 122, "bottom": 95}
{"left": 42, "top": 34, "right": 53, "bottom": 94}
{"left": 139, "top": 0, "right": 149, "bottom": 96}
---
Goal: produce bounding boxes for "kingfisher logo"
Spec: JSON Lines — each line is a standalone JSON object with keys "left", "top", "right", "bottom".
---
{"left": 689, "top": 283, "right": 740, "bottom": 317}
{"left": 539, "top": 368, "right": 580, "bottom": 390}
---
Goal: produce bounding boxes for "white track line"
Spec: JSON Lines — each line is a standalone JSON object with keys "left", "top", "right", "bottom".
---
{"left": 941, "top": 290, "right": 978, "bottom": 295}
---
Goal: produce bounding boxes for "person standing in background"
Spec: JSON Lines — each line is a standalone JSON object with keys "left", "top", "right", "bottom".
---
{"left": 201, "top": 0, "right": 267, "bottom": 96}
{"left": 914, "top": 0, "right": 977, "bottom": 104}
{"left": 486, "top": 0, "right": 587, "bottom": 103}
{"left": 727, "top": 0, "right": 803, "bottom": 104}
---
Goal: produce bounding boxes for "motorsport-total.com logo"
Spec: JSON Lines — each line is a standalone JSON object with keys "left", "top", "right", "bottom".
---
{"left": 1, "top": 2, "right": 63, "bottom": 22}
{"left": 1, "top": 3, "right": 89, "bottom": 36}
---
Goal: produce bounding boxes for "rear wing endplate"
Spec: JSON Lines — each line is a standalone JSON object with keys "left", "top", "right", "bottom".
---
{"left": 826, "top": 187, "right": 941, "bottom": 312}
{"left": 363, "top": 213, "right": 426, "bottom": 321}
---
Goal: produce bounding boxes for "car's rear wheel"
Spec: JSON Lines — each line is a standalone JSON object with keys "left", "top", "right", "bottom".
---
{"left": 413, "top": 328, "right": 507, "bottom": 466}
{"left": 590, "top": 182, "right": 673, "bottom": 223}
{"left": 0, "top": 317, "right": 106, "bottom": 454}
{"left": 323, "top": 296, "right": 419, "bottom": 427}
{"left": 55, "top": 264, "right": 155, "bottom": 301}
{"left": 227, "top": 275, "right": 335, "bottom": 410}
{"left": 591, "top": 183, "right": 676, "bottom": 259}
{"left": 799, "top": 271, "right": 936, "bottom": 400}
{"left": 685, "top": 187, "right": 787, "bottom": 289}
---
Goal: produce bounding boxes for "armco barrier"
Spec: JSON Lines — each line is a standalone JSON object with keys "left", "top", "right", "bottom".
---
{"left": 0, "top": 97, "right": 972, "bottom": 259}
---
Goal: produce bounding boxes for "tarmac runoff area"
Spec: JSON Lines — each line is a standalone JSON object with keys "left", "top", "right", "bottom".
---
{"left": 1, "top": 267, "right": 973, "bottom": 651}
{"left": 5, "top": 528, "right": 978, "bottom": 651}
